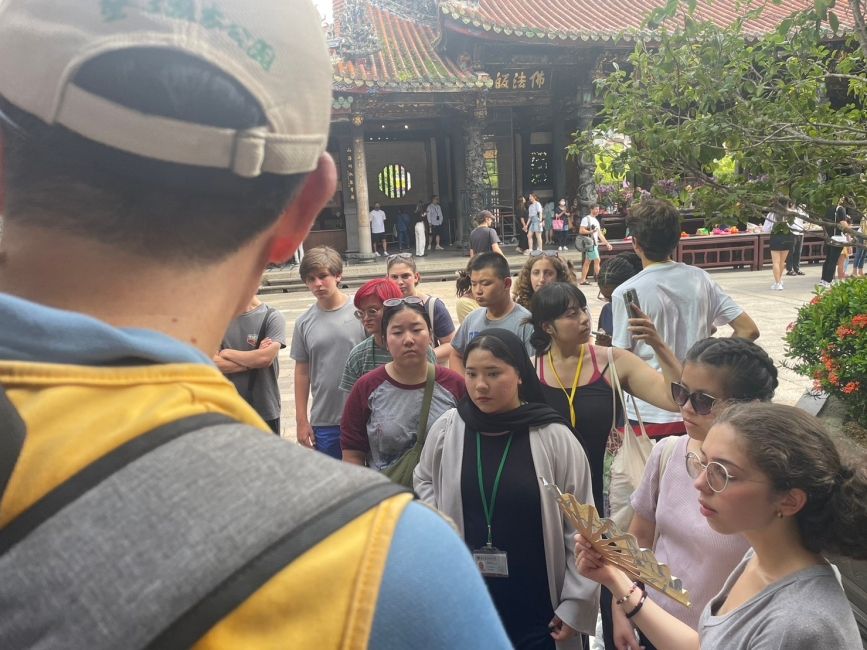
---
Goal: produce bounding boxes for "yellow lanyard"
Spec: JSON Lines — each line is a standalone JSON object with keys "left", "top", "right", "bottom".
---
{"left": 548, "top": 344, "right": 584, "bottom": 428}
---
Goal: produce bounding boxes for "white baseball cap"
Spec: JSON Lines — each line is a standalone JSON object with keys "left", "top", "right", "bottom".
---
{"left": 0, "top": 0, "right": 331, "bottom": 178}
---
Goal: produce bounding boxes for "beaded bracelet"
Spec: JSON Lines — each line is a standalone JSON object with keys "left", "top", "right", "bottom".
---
{"left": 615, "top": 582, "right": 639, "bottom": 606}
{"left": 625, "top": 591, "right": 648, "bottom": 619}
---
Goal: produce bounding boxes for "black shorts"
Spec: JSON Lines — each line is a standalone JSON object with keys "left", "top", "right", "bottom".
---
{"left": 430, "top": 224, "right": 444, "bottom": 237}
{"left": 373, "top": 231, "right": 388, "bottom": 243}
{"left": 769, "top": 233, "right": 794, "bottom": 251}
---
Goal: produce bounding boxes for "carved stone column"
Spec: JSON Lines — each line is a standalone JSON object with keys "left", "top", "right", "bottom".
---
{"left": 461, "top": 94, "right": 488, "bottom": 245}
{"left": 574, "top": 109, "right": 598, "bottom": 218}
{"left": 351, "top": 113, "right": 375, "bottom": 261}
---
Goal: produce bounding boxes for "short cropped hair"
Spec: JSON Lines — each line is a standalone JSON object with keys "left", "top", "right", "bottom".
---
{"left": 627, "top": 198, "right": 681, "bottom": 262}
{"left": 476, "top": 210, "right": 494, "bottom": 225}
{"left": 353, "top": 278, "right": 402, "bottom": 308}
{"left": 299, "top": 246, "right": 343, "bottom": 279}
{"left": 468, "top": 251, "right": 510, "bottom": 280}
{"left": 0, "top": 48, "right": 307, "bottom": 264}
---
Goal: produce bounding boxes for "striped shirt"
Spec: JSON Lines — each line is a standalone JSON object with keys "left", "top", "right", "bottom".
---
{"left": 339, "top": 335, "right": 435, "bottom": 392}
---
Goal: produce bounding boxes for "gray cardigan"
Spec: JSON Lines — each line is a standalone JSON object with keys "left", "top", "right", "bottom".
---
{"left": 414, "top": 408, "right": 601, "bottom": 644}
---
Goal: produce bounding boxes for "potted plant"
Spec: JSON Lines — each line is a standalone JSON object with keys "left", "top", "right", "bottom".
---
{"left": 785, "top": 278, "right": 867, "bottom": 433}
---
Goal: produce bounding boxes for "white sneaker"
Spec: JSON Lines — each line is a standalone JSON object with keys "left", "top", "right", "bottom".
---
{"left": 374, "top": 251, "right": 381, "bottom": 257}
{"left": 818, "top": 280, "right": 832, "bottom": 288}
{"left": 775, "top": 282, "right": 784, "bottom": 291}
{"left": 436, "top": 245, "right": 444, "bottom": 250}
{"left": 523, "top": 250, "right": 531, "bottom": 255}
{"left": 770, "top": 282, "right": 778, "bottom": 290}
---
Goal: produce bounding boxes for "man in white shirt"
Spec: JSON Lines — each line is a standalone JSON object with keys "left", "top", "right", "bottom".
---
{"left": 578, "top": 205, "right": 613, "bottom": 284}
{"left": 369, "top": 202, "right": 388, "bottom": 257}
{"left": 426, "top": 195, "right": 445, "bottom": 250}
{"left": 612, "top": 199, "right": 760, "bottom": 438}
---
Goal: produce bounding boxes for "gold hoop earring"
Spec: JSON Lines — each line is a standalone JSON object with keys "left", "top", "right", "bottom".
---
{"left": 776, "top": 511, "right": 784, "bottom": 519}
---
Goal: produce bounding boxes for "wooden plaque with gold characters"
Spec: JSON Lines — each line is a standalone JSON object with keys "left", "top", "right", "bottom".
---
{"left": 539, "top": 477, "right": 691, "bottom": 607}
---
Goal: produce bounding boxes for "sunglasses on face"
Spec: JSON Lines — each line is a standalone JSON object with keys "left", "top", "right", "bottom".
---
{"left": 529, "top": 250, "right": 560, "bottom": 258}
{"left": 685, "top": 451, "right": 768, "bottom": 493}
{"left": 382, "top": 296, "right": 425, "bottom": 308}
{"left": 354, "top": 307, "right": 382, "bottom": 320}
{"left": 670, "top": 382, "right": 718, "bottom": 415}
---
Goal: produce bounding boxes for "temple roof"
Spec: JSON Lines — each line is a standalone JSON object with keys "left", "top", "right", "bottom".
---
{"left": 439, "top": 0, "right": 853, "bottom": 44}
{"left": 332, "top": 2, "right": 491, "bottom": 91}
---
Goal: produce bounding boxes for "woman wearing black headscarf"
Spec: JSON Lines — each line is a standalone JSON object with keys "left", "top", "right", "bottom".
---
{"left": 415, "top": 329, "right": 599, "bottom": 650}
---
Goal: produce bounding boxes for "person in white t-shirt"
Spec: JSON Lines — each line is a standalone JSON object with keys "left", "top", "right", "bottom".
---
{"left": 578, "top": 205, "right": 613, "bottom": 284}
{"left": 612, "top": 199, "right": 760, "bottom": 438}
{"left": 369, "top": 202, "right": 388, "bottom": 257}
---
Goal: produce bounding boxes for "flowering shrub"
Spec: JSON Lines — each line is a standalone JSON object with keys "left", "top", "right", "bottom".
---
{"left": 785, "top": 279, "right": 867, "bottom": 426}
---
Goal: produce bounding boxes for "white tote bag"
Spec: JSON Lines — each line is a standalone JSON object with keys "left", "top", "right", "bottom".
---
{"left": 604, "top": 347, "right": 655, "bottom": 530}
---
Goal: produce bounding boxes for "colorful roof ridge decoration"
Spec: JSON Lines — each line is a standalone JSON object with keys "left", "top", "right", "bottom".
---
{"left": 332, "top": 2, "right": 491, "bottom": 91}
{"left": 440, "top": 0, "right": 855, "bottom": 44}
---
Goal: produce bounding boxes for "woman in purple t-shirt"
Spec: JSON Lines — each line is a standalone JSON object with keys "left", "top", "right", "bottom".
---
{"left": 619, "top": 338, "right": 779, "bottom": 648}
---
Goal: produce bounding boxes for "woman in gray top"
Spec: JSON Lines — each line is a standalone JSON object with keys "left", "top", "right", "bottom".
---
{"left": 576, "top": 402, "right": 865, "bottom": 649}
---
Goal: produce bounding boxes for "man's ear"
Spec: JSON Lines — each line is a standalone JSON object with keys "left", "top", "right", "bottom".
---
{"left": 503, "top": 276, "right": 512, "bottom": 291}
{"left": 267, "top": 153, "right": 337, "bottom": 264}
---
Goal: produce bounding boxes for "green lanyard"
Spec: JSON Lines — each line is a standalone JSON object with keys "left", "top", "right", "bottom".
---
{"left": 476, "top": 432, "right": 513, "bottom": 547}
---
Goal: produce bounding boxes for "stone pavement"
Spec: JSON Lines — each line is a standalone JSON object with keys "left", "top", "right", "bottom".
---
{"left": 265, "top": 247, "right": 822, "bottom": 441}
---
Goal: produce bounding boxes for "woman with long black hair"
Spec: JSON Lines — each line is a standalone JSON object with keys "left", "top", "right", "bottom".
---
{"left": 415, "top": 329, "right": 599, "bottom": 650}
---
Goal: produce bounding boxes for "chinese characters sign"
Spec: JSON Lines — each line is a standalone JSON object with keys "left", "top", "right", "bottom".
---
{"left": 99, "top": 0, "right": 275, "bottom": 71}
{"left": 490, "top": 69, "right": 549, "bottom": 91}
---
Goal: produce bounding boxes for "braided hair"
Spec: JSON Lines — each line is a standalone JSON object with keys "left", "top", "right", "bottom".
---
{"left": 685, "top": 337, "right": 778, "bottom": 402}
{"left": 597, "top": 252, "right": 643, "bottom": 289}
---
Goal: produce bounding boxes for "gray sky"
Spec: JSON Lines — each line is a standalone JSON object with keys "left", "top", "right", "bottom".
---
{"left": 313, "top": 0, "right": 333, "bottom": 24}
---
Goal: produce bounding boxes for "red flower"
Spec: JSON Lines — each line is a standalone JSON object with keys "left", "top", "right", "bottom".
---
{"left": 828, "top": 372, "right": 840, "bottom": 386}
{"left": 851, "top": 314, "right": 867, "bottom": 328}
{"left": 812, "top": 379, "right": 824, "bottom": 392}
{"left": 836, "top": 326, "right": 857, "bottom": 339}
{"left": 810, "top": 295, "right": 822, "bottom": 305}
{"left": 842, "top": 381, "right": 861, "bottom": 394}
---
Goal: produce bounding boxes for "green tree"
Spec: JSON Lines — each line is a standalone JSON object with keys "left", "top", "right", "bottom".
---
{"left": 572, "top": 0, "right": 867, "bottom": 242}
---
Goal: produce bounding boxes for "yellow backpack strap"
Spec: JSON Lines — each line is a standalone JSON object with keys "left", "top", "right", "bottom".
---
{"left": 0, "top": 387, "right": 26, "bottom": 511}
{"left": 147, "top": 481, "right": 409, "bottom": 650}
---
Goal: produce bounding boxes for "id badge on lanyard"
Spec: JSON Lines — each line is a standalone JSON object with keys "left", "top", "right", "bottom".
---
{"left": 473, "top": 544, "right": 509, "bottom": 578}
{"left": 474, "top": 432, "right": 513, "bottom": 578}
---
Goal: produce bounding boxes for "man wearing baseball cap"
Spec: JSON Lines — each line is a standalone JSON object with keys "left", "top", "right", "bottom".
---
{"left": 0, "top": 2, "right": 509, "bottom": 647}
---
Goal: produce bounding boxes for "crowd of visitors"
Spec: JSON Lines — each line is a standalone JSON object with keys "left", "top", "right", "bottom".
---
{"left": 2, "top": 1, "right": 866, "bottom": 648}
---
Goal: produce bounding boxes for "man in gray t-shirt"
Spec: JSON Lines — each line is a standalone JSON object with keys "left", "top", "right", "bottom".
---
{"left": 451, "top": 303, "right": 534, "bottom": 361}
{"left": 216, "top": 296, "right": 287, "bottom": 434}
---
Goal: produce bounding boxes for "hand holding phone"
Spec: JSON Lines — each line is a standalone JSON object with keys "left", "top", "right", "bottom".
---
{"left": 623, "top": 288, "right": 640, "bottom": 314}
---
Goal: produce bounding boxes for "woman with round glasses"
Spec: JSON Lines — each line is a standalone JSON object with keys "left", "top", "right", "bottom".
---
{"left": 339, "top": 279, "right": 435, "bottom": 392}
{"left": 513, "top": 251, "right": 578, "bottom": 310}
{"left": 386, "top": 253, "right": 456, "bottom": 363}
{"left": 341, "top": 297, "right": 465, "bottom": 473}
{"left": 577, "top": 402, "right": 865, "bottom": 649}
{"left": 615, "top": 337, "right": 779, "bottom": 649}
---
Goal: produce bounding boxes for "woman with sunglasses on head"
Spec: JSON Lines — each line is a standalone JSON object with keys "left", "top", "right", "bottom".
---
{"left": 415, "top": 328, "right": 599, "bottom": 650}
{"left": 513, "top": 251, "right": 578, "bottom": 310}
{"left": 339, "top": 279, "right": 435, "bottom": 393}
{"left": 386, "top": 253, "right": 456, "bottom": 363}
{"left": 613, "top": 337, "right": 779, "bottom": 650}
{"left": 341, "top": 297, "right": 465, "bottom": 472}
{"left": 577, "top": 402, "right": 865, "bottom": 649}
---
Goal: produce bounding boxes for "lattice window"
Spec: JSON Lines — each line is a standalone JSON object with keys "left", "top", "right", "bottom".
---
{"left": 377, "top": 164, "right": 412, "bottom": 199}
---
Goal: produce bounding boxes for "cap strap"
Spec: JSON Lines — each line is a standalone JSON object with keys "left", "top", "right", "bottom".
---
{"left": 55, "top": 84, "right": 323, "bottom": 177}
